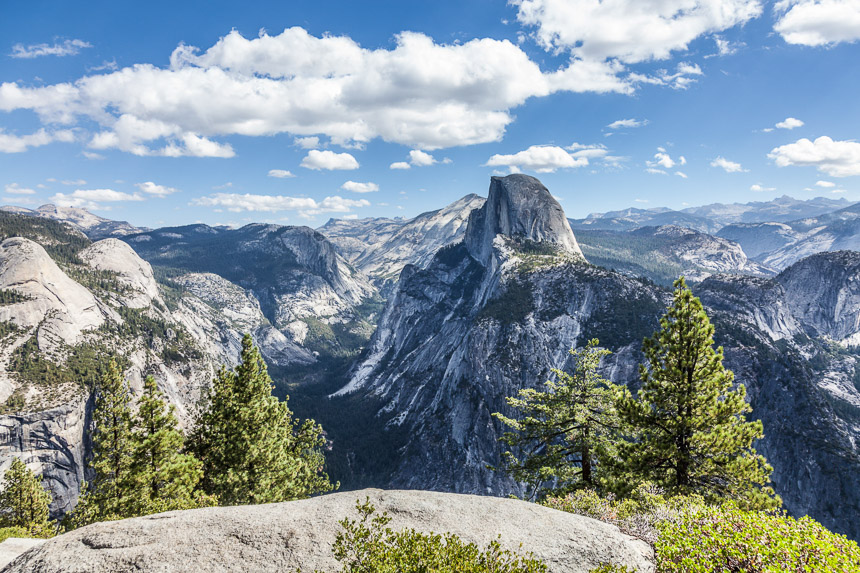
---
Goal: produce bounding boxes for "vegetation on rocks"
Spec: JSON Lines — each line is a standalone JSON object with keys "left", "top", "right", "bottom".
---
{"left": 308, "top": 498, "right": 547, "bottom": 573}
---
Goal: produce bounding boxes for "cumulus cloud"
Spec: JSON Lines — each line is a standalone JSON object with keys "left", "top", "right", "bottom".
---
{"left": 0, "top": 27, "right": 687, "bottom": 156}
{"left": 4, "top": 183, "right": 36, "bottom": 195}
{"left": 51, "top": 188, "right": 144, "bottom": 210}
{"left": 191, "top": 192, "right": 370, "bottom": 217}
{"left": 711, "top": 156, "right": 747, "bottom": 172}
{"left": 409, "top": 150, "right": 437, "bottom": 166}
{"left": 816, "top": 180, "right": 836, "bottom": 187}
{"left": 485, "top": 144, "right": 590, "bottom": 172}
{"left": 774, "top": 0, "right": 860, "bottom": 46}
{"left": 513, "top": 0, "right": 762, "bottom": 63}
{"left": 294, "top": 136, "right": 320, "bottom": 149}
{"left": 136, "top": 181, "right": 178, "bottom": 197}
{"left": 268, "top": 169, "right": 295, "bottom": 178}
{"left": 0, "top": 128, "right": 74, "bottom": 153}
{"left": 776, "top": 117, "right": 804, "bottom": 129}
{"left": 341, "top": 181, "right": 379, "bottom": 193}
{"left": 301, "top": 149, "right": 359, "bottom": 170}
{"left": 769, "top": 136, "right": 860, "bottom": 177}
{"left": 11, "top": 39, "right": 92, "bottom": 59}
{"left": 389, "top": 161, "right": 411, "bottom": 170}
{"left": 607, "top": 118, "right": 648, "bottom": 129}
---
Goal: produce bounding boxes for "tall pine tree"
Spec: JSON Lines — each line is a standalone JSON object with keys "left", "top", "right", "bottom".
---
{"left": 494, "top": 340, "right": 619, "bottom": 500}
{"left": 70, "top": 359, "right": 134, "bottom": 527}
{"left": 189, "top": 334, "right": 335, "bottom": 505}
{"left": 128, "top": 376, "right": 215, "bottom": 515}
{"left": 0, "top": 458, "right": 54, "bottom": 536}
{"left": 616, "top": 277, "right": 780, "bottom": 509}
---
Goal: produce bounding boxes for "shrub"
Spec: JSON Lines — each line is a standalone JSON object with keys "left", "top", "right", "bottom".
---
{"left": 657, "top": 503, "right": 860, "bottom": 573}
{"left": 0, "top": 526, "right": 30, "bottom": 543}
{"left": 312, "top": 498, "right": 548, "bottom": 573}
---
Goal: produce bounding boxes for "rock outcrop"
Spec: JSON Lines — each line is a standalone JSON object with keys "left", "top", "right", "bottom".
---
{"left": 3, "top": 489, "right": 655, "bottom": 573}
{"left": 0, "top": 204, "right": 145, "bottom": 240}
{"left": 465, "top": 175, "right": 582, "bottom": 267}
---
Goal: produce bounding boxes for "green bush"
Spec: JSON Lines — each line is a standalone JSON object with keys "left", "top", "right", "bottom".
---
{"left": 657, "top": 503, "right": 860, "bottom": 573}
{"left": 310, "top": 498, "right": 547, "bottom": 573}
{"left": 0, "top": 526, "right": 31, "bottom": 543}
{"left": 552, "top": 487, "right": 860, "bottom": 573}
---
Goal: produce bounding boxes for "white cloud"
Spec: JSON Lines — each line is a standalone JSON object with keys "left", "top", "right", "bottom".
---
{"left": 341, "top": 181, "right": 379, "bottom": 193}
{"left": 51, "top": 188, "right": 144, "bottom": 210}
{"left": 389, "top": 161, "right": 411, "bottom": 170}
{"left": 294, "top": 136, "right": 320, "bottom": 149}
{"left": 646, "top": 167, "right": 668, "bottom": 175}
{"left": 634, "top": 198, "right": 650, "bottom": 203}
{"left": 191, "top": 192, "right": 370, "bottom": 216}
{"left": 136, "top": 181, "right": 178, "bottom": 197}
{"left": 774, "top": 0, "right": 860, "bottom": 46}
{"left": 409, "top": 150, "right": 437, "bottom": 166}
{"left": 710, "top": 156, "right": 747, "bottom": 172}
{"left": 567, "top": 143, "right": 609, "bottom": 159}
{"left": 484, "top": 144, "right": 589, "bottom": 173}
{"left": 513, "top": 0, "right": 762, "bottom": 63}
{"left": 816, "top": 180, "right": 836, "bottom": 187}
{"left": 82, "top": 151, "right": 105, "bottom": 160}
{"left": 4, "top": 183, "right": 36, "bottom": 195}
{"left": 650, "top": 151, "right": 676, "bottom": 169}
{"left": 268, "top": 169, "right": 295, "bottom": 178}
{"left": 0, "top": 128, "right": 75, "bottom": 153}
{"left": 301, "top": 150, "right": 359, "bottom": 170}
{"left": 676, "top": 171, "right": 688, "bottom": 178}
{"left": 607, "top": 118, "right": 648, "bottom": 129}
{"left": 750, "top": 183, "right": 776, "bottom": 191}
{"left": 775, "top": 117, "right": 804, "bottom": 129}
{"left": 61, "top": 179, "right": 86, "bottom": 185}
{"left": 11, "top": 39, "right": 92, "bottom": 59}
{"left": 769, "top": 136, "right": 860, "bottom": 177}
{"left": 0, "top": 28, "right": 659, "bottom": 156}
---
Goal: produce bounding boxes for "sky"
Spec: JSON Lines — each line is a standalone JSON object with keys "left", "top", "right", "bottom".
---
{"left": 1, "top": 0, "right": 860, "bottom": 229}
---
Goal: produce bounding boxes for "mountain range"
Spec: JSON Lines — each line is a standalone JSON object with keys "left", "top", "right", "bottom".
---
{"left": 0, "top": 182, "right": 858, "bottom": 542}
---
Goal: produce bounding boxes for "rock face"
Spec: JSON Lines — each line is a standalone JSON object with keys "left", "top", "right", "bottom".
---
{"left": 340, "top": 176, "right": 860, "bottom": 540}
{"left": 0, "top": 399, "right": 88, "bottom": 515}
{"left": 320, "top": 194, "right": 485, "bottom": 290}
{"left": 3, "top": 489, "right": 655, "bottom": 573}
{"left": 465, "top": 175, "right": 582, "bottom": 267}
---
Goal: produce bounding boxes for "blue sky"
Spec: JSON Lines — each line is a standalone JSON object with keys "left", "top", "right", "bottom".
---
{"left": 2, "top": 0, "right": 860, "bottom": 229}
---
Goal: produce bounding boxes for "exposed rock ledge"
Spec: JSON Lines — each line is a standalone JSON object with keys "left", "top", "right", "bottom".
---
{"left": 3, "top": 489, "right": 654, "bottom": 573}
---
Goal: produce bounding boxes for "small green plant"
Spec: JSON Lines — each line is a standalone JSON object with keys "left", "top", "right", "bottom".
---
{"left": 0, "top": 526, "right": 31, "bottom": 543}
{"left": 312, "top": 498, "right": 548, "bottom": 573}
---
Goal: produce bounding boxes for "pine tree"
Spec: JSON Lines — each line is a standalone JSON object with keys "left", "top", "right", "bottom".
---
{"left": 70, "top": 359, "right": 134, "bottom": 526}
{"left": 616, "top": 277, "right": 780, "bottom": 509}
{"left": 0, "top": 458, "right": 54, "bottom": 536}
{"left": 189, "top": 334, "right": 335, "bottom": 505}
{"left": 128, "top": 376, "right": 215, "bottom": 515}
{"left": 493, "top": 339, "right": 620, "bottom": 500}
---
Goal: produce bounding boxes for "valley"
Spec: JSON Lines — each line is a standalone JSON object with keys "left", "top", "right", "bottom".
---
{"left": 1, "top": 176, "right": 859, "bottom": 542}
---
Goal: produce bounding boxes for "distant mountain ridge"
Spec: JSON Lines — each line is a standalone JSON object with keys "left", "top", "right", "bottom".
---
{"left": 0, "top": 204, "right": 146, "bottom": 240}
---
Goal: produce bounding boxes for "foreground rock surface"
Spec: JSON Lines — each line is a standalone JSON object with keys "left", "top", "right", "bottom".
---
{"left": 3, "top": 489, "right": 654, "bottom": 573}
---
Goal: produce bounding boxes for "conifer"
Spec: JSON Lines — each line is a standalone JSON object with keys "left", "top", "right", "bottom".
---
{"left": 70, "top": 359, "right": 134, "bottom": 526}
{"left": 129, "top": 376, "right": 214, "bottom": 514}
{"left": 616, "top": 277, "right": 780, "bottom": 509}
{"left": 0, "top": 458, "right": 53, "bottom": 536}
{"left": 494, "top": 339, "right": 620, "bottom": 500}
{"left": 190, "top": 334, "right": 335, "bottom": 505}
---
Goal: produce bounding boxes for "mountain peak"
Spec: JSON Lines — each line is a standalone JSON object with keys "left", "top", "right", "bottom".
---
{"left": 465, "top": 174, "right": 582, "bottom": 266}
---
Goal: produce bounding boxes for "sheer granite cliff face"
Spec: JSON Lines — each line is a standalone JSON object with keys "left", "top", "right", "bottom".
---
{"left": 341, "top": 175, "right": 860, "bottom": 540}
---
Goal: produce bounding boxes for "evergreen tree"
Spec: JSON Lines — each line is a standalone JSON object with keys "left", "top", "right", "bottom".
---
{"left": 128, "top": 376, "right": 215, "bottom": 515}
{"left": 189, "top": 334, "right": 335, "bottom": 505}
{"left": 70, "top": 359, "right": 134, "bottom": 526}
{"left": 493, "top": 339, "right": 620, "bottom": 500}
{"left": 0, "top": 458, "right": 53, "bottom": 536}
{"left": 616, "top": 277, "right": 779, "bottom": 509}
